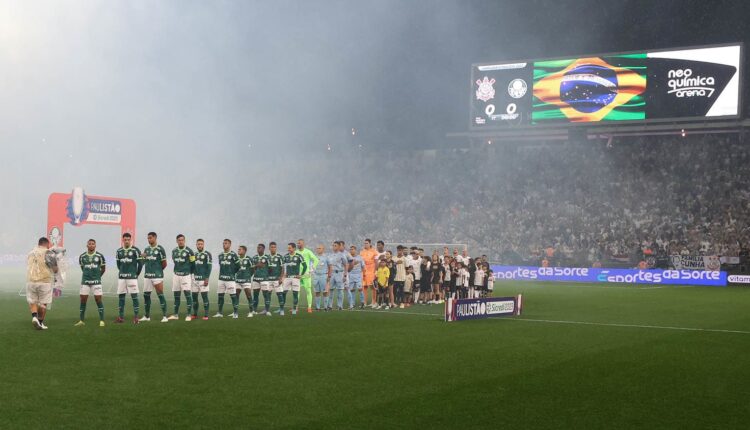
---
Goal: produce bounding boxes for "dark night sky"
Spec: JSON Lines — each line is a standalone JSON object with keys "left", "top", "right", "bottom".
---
{"left": 358, "top": 0, "right": 749, "bottom": 146}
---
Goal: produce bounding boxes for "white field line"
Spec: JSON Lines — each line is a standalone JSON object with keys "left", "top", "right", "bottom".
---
{"left": 351, "top": 309, "right": 441, "bottom": 317}
{"left": 353, "top": 309, "right": 750, "bottom": 334}
{"left": 553, "top": 284, "right": 669, "bottom": 290}
{"left": 508, "top": 318, "right": 750, "bottom": 335}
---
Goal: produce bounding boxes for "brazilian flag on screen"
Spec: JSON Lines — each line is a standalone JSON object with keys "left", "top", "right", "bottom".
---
{"left": 532, "top": 54, "right": 647, "bottom": 123}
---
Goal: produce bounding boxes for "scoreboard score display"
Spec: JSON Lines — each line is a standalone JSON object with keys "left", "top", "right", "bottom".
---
{"left": 470, "top": 43, "right": 742, "bottom": 128}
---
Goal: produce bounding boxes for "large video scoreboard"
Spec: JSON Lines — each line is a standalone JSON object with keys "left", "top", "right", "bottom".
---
{"left": 470, "top": 43, "right": 742, "bottom": 128}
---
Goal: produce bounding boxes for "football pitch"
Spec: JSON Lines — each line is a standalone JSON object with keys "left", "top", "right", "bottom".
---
{"left": 2, "top": 268, "right": 750, "bottom": 429}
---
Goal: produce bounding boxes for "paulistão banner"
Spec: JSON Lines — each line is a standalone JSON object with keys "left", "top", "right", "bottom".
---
{"left": 445, "top": 295, "right": 523, "bottom": 322}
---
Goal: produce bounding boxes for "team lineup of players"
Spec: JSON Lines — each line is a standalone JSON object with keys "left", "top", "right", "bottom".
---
{"left": 75, "top": 232, "right": 495, "bottom": 325}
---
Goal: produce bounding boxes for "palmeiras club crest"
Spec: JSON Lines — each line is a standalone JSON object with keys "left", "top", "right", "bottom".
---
{"left": 475, "top": 76, "right": 496, "bottom": 102}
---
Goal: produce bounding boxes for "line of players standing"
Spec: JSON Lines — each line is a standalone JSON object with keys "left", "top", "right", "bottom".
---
{"left": 317, "top": 239, "right": 495, "bottom": 311}
{"left": 75, "top": 233, "right": 494, "bottom": 326}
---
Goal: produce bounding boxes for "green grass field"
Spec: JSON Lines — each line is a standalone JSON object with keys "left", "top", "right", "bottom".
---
{"left": 2, "top": 267, "right": 750, "bottom": 429}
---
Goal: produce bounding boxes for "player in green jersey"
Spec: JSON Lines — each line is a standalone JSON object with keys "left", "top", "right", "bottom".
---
{"left": 115, "top": 232, "right": 143, "bottom": 324}
{"left": 74, "top": 239, "right": 106, "bottom": 327}
{"left": 235, "top": 245, "right": 255, "bottom": 318}
{"left": 168, "top": 234, "right": 195, "bottom": 321}
{"left": 191, "top": 239, "right": 212, "bottom": 320}
{"left": 268, "top": 242, "right": 286, "bottom": 315}
{"left": 215, "top": 239, "right": 240, "bottom": 318}
{"left": 297, "top": 239, "right": 318, "bottom": 314}
{"left": 251, "top": 243, "right": 272, "bottom": 316}
{"left": 139, "top": 232, "right": 169, "bottom": 323}
{"left": 282, "top": 243, "right": 308, "bottom": 315}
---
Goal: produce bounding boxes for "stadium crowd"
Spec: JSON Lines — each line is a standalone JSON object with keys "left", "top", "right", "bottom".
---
{"left": 240, "top": 134, "right": 750, "bottom": 267}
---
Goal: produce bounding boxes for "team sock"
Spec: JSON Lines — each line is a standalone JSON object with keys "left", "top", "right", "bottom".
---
{"left": 201, "top": 292, "right": 209, "bottom": 316}
{"left": 96, "top": 301, "right": 104, "bottom": 320}
{"left": 347, "top": 289, "right": 354, "bottom": 307}
{"left": 315, "top": 295, "right": 321, "bottom": 309}
{"left": 305, "top": 282, "right": 313, "bottom": 309}
{"left": 184, "top": 291, "right": 193, "bottom": 312}
{"left": 277, "top": 292, "right": 285, "bottom": 311}
{"left": 231, "top": 294, "right": 239, "bottom": 313}
{"left": 118, "top": 293, "right": 126, "bottom": 318}
{"left": 262, "top": 291, "right": 271, "bottom": 312}
{"left": 359, "top": 290, "right": 365, "bottom": 304}
{"left": 292, "top": 290, "right": 299, "bottom": 308}
{"left": 173, "top": 291, "right": 181, "bottom": 314}
{"left": 32, "top": 312, "right": 38, "bottom": 318}
{"left": 218, "top": 293, "right": 225, "bottom": 313}
{"left": 252, "top": 289, "right": 260, "bottom": 312}
{"left": 131, "top": 293, "right": 140, "bottom": 317}
{"left": 157, "top": 293, "right": 167, "bottom": 316}
{"left": 337, "top": 290, "right": 344, "bottom": 308}
{"left": 79, "top": 302, "right": 86, "bottom": 321}
{"left": 143, "top": 292, "right": 152, "bottom": 317}
{"left": 323, "top": 295, "right": 329, "bottom": 308}
{"left": 192, "top": 292, "right": 199, "bottom": 315}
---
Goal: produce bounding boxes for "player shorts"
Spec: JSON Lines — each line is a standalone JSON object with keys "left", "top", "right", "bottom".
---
{"left": 262, "top": 281, "right": 277, "bottom": 292}
{"left": 251, "top": 281, "right": 262, "bottom": 290}
{"left": 143, "top": 278, "right": 164, "bottom": 293}
{"left": 330, "top": 272, "right": 344, "bottom": 290}
{"left": 364, "top": 271, "right": 375, "bottom": 286}
{"left": 191, "top": 277, "right": 209, "bottom": 293}
{"left": 238, "top": 282, "right": 252, "bottom": 291}
{"left": 26, "top": 282, "right": 52, "bottom": 305}
{"left": 171, "top": 274, "right": 191, "bottom": 292}
{"left": 217, "top": 280, "right": 237, "bottom": 294}
{"left": 79, "top": 284, "right": 103, "bottom": 296}
{"left": 283, "top": 277, "right": 301, "bottom": 292}
{"left": 312, "top": 277, "right": 327, "bottom": 293}
{"left": 117, "top": 279, "right": 139, "bottom": 294}
{"left": 348, "top": 278, "right": 362, "bottom": 290}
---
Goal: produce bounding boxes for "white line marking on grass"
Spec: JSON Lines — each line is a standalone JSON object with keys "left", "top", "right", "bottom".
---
{"left": 543, "top": 285, "right": 651, "bottom": 290}
{"left": 351, "top": 309, "right": 441, "bottom": 317}
{"left": 510, "top": 318, "right": 750, "bottom": 334}
{"left": 354, "top": 309, "right": 750, "bottom": 334}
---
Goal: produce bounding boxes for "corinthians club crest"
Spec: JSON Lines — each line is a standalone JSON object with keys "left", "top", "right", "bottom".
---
{"left": 475, "top": 76, "right": 496, "bottom": 102}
